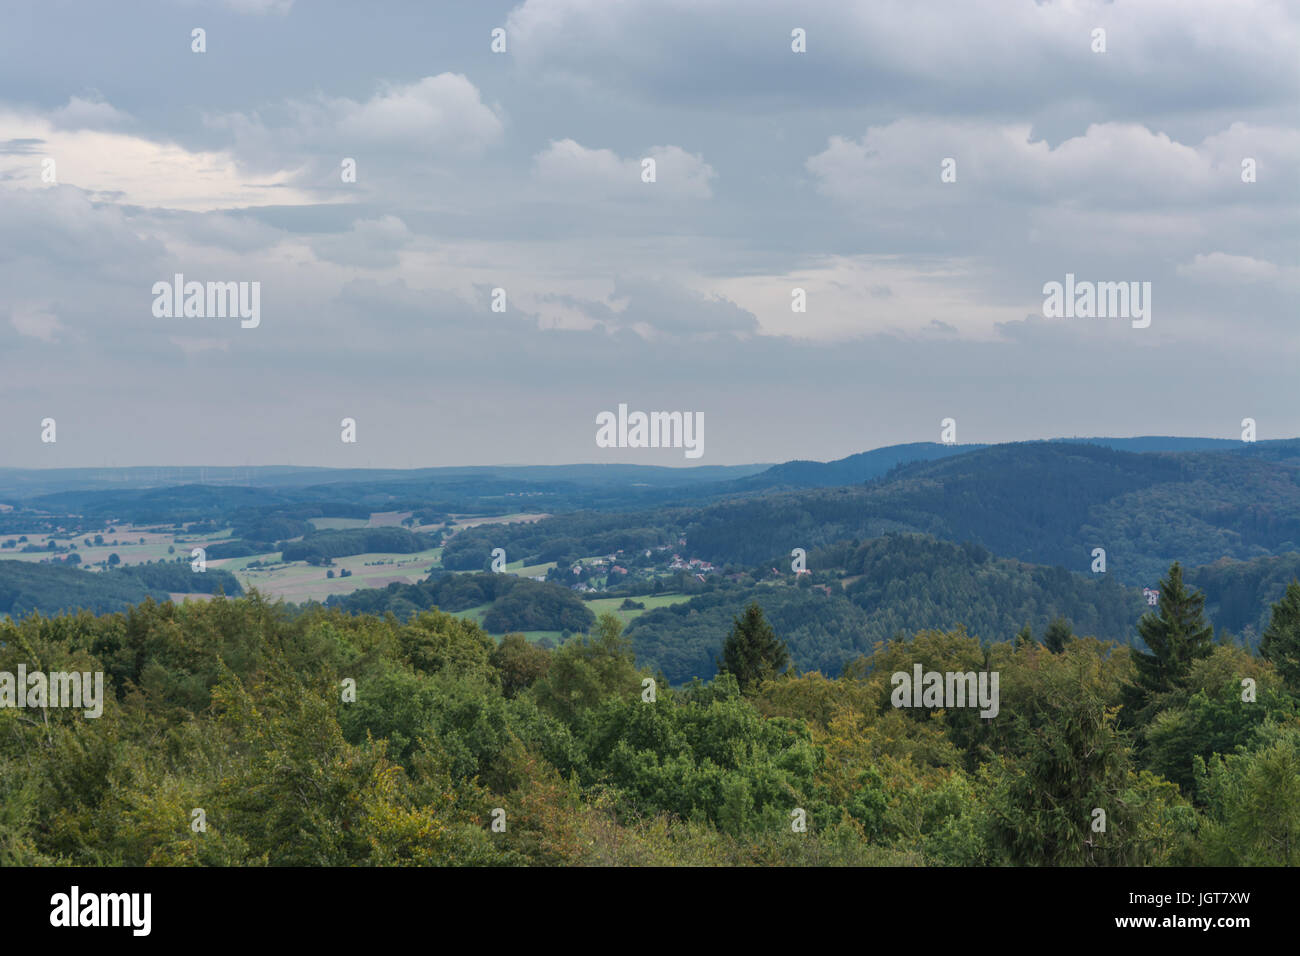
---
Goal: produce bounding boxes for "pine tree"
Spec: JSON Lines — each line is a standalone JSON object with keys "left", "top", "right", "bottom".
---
{"left": 1129, "top": 562, "right": 1213, "bottom": 701}
{"left": 1013, "top": 622, "right": 1034, "bottom": 649}
{"left": 1043, "top": 616, "right": 1073, "bottom": 653}
{"left": 718, "top": 601, "right": 789, "bottom": 693}
{"left": 1260, "top": 579, "right": 1300, "bottom": 692}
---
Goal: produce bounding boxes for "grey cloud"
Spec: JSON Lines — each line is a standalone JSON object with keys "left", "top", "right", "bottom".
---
{"left": 0, "top": 0, "right": 1293, "bottom": 466}
{"left": 505, "top": 0, "right": 1299, "bottom": 120}
{"left": 0, "top": 138, "right": 45, "bottom": 154}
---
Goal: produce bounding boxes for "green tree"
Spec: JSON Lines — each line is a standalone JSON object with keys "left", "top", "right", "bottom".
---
{"left": 1192, "top": 724, "right": 1300, "bottom": 866}
{"left": 718, "top": 601, "right": 789, "bottom": 694}
{"left": 532, "top": 613, "right": 642, "bottom": 722}
{"left": 1260, "top": 579, "right": 1300, "bottom": 691}
{"left": 983, "top": 647, "right": 1190, "bottom": 865}
{"left": 491, "top": 632, "right": 552, "bottom": 698}
{"left": 1127, "top": 562, "right": 1213, "bottom": 708}
{"left": 1043, "top": 616, "right": 1072, "bottom": 653}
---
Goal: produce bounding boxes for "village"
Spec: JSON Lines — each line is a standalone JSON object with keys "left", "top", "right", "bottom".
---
{"left": 557, "top": 540, "right": 718, "bottom": 594}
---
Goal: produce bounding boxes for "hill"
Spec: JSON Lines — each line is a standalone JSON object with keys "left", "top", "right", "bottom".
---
{"left": 625, "top": 533, "right": 1147, "bottom": 683}
{"left": 681, "top": 441, "right": 1300, "bottom": 583}
{"left": 0, "top": 559, "right": 243, "bottom": 619}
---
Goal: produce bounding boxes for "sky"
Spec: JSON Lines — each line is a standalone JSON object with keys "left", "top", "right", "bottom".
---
{"left": 0, "top": 0, "right": 1296, "bottom": 468}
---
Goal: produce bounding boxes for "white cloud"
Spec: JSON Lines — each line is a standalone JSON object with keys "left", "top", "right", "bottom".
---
{"left": 710, "top": 255, "right": 1021, "bottom": 341}
{"left": 1177, "top": 252, "right": 1284, "bottom": 284}
{"left": 532, "top": 139, "right": 714, "bottom": 199}
{"left": 10, "top": 305, "right": 63, "bottom": 343}
{"left": 807, "top": 119, "right": 1300, "bottom": 209}
{"left": 0, "top": 106, "right": 320, "bottom": 212}
{"left": 210, "top": 74, "right": 505, "bottom": 170}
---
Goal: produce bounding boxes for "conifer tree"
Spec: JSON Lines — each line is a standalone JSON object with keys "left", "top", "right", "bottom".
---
{"left": 1043, "top": 616, "right": 1073, "bottom": 653}
{"left": 718, "top": 601, "right": 789, "bottom": 693}
{"left": 1129, "top": 562, "right": 1213, "bottom": 701}
{"left": 1260, "top": 579, "right": 1300, "bottom": 691}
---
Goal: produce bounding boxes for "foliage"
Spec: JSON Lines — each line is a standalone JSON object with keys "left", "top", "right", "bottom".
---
{"left": 0, "top": 582, "right": 1294, "bottom": 867}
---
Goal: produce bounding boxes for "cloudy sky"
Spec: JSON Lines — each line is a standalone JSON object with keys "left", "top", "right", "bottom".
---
{"left": 1, "top": 0, "right": 1296, "bottom": 468}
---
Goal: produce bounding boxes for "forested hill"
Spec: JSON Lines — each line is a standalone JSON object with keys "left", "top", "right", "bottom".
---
{"left": 0, "top": 559, "right": 242, "bottom": 618}
{"left": 682, "top": 441, "right": 1300, "bottom": 583}
{"left": 436, "top": 441, "right": 1300, "bottom": 584}
{"left": 711, "top": 436, "right": 1281, "bottom": 494}
{"left": 624, "top": 539, "right": 1300, "bottom": 686}
{"left": 10, "top": 438, "right": 1286, "bottom": 525}
{"left": 626, "top": 533, "right": 1149, "bottom": 683}
{"left": 728, "top": 442, "right": 988, "bottom": 490}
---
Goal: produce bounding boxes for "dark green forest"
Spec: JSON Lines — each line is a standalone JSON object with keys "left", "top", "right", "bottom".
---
{"left": 279, "top": 527, "right": 437, "bottom": 563}
{"left": 0, "top": 559, "right": 242, "bottom": 618}
{"left": 325, "top": 572, "right": 595, "bottom": 635}
{"left": 438, "top": 442, "right": 1300, "bottom": 586}
{"left": 625, "top": 533, "right": 1150, "bottom": 684}
{"left": 680, "top": 444, "right": 1300, "bottom": 582}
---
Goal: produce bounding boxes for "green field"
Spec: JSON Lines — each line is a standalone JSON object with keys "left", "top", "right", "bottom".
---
{"left": 0, "top": 525, "right": 236, "bottom": 569}
{"left": 224, "top": 546, "right": 444, "bottom": 603}
{"left": 307, "top": 517, "right": 370, "bottom": 531}
{"left": 583, "top": 592, "right": 688, "bottom": 625}
{"left": 446, "top": 603, "right": 561, "bottom": 644}
{"left": 452, "top": 602, "right": 491, "bottom": 625}
{"left": 505, "top": 559, "right": 557, "bottom": 578}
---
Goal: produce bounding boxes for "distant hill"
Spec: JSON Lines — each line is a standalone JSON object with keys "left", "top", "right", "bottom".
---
{"left": 0, "top": 462, "right": 771, "bottom": 502}
{"left": 6, "top": 437, "right": 1291, "bottom": 522}
{"left": 682, "top": 440, "right": 1300, "bottom": 584}
{"left": 730, "top": 436, "right": 1294, "bottom": 492}
{"left": 3, "top": 463, "right": 773, "bottom": 523}
{"left": 0, "top": 560, "right": 165, "bottom": 618}
{"left": 1188, "top": 552, "right": 1300, "bottom": 644}
{"left": 731, "top": 442, "right": 989, "bottom": 490}
{"left": 0, "top": 560, "right": 242, "bottom": 620}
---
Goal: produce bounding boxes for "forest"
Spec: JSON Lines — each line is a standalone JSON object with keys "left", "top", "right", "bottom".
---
{"left": 278, "top": 527, "right": 437, "bottom": 563}
{"left": 439, "top": 442, "right": 1300, "bottom": 585}
{"left": 325, "top": 572, "right": 595, "bottom": 635}
{"left": 1, "top": 562, "right": 1297, "bottom": 867}
{"left": 0, "top": 559, "right": 242, "bottom": 618}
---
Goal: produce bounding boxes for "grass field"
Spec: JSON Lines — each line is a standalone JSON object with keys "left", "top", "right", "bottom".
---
{"left": 0, "top": 524, "right": 236, "bottom": 569}
{"left": 505, "top": 559, "right": 557, "bottom": 578}
{"left": 446, "top": 602, "right": 562, "bottom": 644}
{"left": 584, "top": 592, "right": 689, "bottom": 626}
{"left": 307, "top": 517, "right": 369, "bottom": 531}
{"left": 448, "top": 512, "right": 551, "bottom": 530}
{"left": 226, "top": 546, "right": 444, "bottom": 602}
